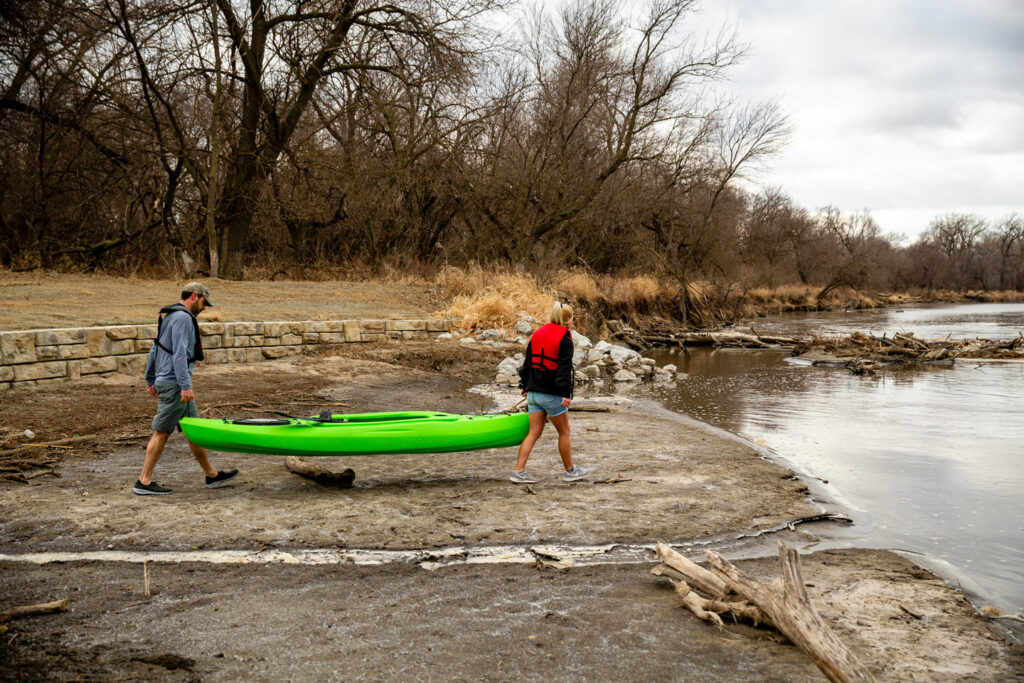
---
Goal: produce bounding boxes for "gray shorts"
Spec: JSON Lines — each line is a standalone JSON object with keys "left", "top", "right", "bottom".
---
{"left": 151, "top": 382, "right": 199, "bottom": 433}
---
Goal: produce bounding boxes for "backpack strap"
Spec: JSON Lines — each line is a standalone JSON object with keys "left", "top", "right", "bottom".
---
{"left": 155, "top": 303, "right": 205, "bottom": 363}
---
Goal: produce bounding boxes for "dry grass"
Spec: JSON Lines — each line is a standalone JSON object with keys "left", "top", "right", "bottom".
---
{"left": 438, "top": 266, "right": 555, "bottom": 330}
{"left": 968, "top": 290, "right": 1024, "bottom": 302}
{"left": 556, "top": 271, "right": 601, "bottom": 301}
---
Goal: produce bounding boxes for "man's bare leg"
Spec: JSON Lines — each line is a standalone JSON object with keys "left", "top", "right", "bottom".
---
{"left": 140, "top": 431, "right": 170, "bottom": 485}
{"left": 187, "top": 439, "right": 217, "bottom": 478}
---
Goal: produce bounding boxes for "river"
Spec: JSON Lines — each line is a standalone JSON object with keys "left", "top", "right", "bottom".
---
{"left": 639, "top": 302, "right": 1024, "bottom": 615}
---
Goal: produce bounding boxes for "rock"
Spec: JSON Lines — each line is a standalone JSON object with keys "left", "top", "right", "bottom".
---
{"left": 662, "top": 364, "right": 677, "bottom": 374}
{"left": 587, "top": 347, "right": 608, "bottom": 362}
{"left": 497, "top": 357, "right": 520, "bottom": 375}
{"left": 513, "top": 352, "right": 524, "bottom": 362}
{"left": 572, "top": 347, "right": 587, "bottom": 366}
{"left": 609, "top": 345, "right": 639, "bottom": 364}
{"left": 613, "top": 369, "right": 638, "bottom": 382}
{"left": 515, "top": 320, "right": 533, "bottom": 335}
{"left": 24, "top": 429, "right": 35, "bottom": 439}
{"left": 518, "top": 313, "right": 536, "bottom": 323}
{"left": 570, "top": 331, "right": 592, "bottom": 349}
{"left": 436, "top": 332, "right": 453, "bottom": 340}
{"left": 495, "top": 373, "right": 519, "bottom": 386}
{"left": 593, "top": 340, "right": 613, "bottom": 353}
{"left": 640, "top": 358, "right": 656, "bottom": 367}
{"left": 581, "top": 364, "right": 601, "bottom": 378}
{"left": 477, "top": 329, "right": 501, "bottom": 341}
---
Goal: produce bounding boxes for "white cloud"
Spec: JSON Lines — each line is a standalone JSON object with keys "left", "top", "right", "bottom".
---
{"left": 689, "top": 0, "right": 1024, "bottom": 239}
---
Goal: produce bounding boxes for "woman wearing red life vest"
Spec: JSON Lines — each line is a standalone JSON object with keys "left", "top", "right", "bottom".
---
{"left": 511, "top": 302, "right": 592, "bottom": 484}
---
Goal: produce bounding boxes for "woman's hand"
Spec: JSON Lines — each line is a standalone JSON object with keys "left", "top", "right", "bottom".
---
{"left": 561, "top": 397, "right": 571, "bottom": 408}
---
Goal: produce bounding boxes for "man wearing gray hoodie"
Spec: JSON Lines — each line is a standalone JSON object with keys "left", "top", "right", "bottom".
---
{"left": 133, "top": 282, "right": 237, "bottom": 495}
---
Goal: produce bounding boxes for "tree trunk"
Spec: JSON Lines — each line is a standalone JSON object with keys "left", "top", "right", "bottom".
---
{"left": 205, "top": 0, "right": 223, "bottom": 278}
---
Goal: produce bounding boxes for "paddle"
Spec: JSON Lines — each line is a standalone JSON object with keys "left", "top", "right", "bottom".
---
{"left": 268, "top": 410, "right": 347, "bottom": 424}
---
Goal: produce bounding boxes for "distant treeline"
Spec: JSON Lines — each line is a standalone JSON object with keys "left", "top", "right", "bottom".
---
{"left": 1, "top": 0, "right": 1021, "bottom": 298}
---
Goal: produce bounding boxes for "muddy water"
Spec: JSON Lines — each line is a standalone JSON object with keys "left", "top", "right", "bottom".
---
{"left": 642, "top": 303, "right": 1024, "bottom": 615}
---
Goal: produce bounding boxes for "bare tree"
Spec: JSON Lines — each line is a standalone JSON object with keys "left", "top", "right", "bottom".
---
{"left": 469, "top": 0, "right": 755, "bottom": 262}
{"left": 924, "top": 213, "right": 988, "bottom": 291}
{"left": 814, "top": 208, "right": 891, "bottom": 301}
{"left": 988, "top": 214, "right": 1023, "bottom": 291}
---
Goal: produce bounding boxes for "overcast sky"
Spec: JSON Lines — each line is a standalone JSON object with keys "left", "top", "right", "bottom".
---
{"left": 690, "top": 0, "right": 1024, "bottom": 242}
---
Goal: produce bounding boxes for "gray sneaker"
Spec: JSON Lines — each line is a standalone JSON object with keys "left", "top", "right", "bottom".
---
{"left": 562, "top": 465, "right": 592, "bottom": 482}
{"left": 509, "top": 469, "right": 538, "bottom": 484}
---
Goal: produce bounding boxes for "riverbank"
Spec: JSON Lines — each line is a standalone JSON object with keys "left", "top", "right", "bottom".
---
{"left": 4, "top": 269, "right": 1022, "bottom": 335}
{"left": 1, "top": 343, "right": 1021, "bottom": 679}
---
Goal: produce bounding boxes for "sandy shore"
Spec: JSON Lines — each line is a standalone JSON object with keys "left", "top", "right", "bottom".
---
{"left": 1, "top": 344, "right": 1021, "bottom": 679}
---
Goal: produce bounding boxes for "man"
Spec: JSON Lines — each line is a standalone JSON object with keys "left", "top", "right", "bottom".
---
{"left": 133, "top": 282, "right": 238, "bottom": 495}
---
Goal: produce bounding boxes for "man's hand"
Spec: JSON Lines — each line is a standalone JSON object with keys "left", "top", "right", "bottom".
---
{"left": 146, "top": 385, "right": 157, "bottom": 398}
{"left": 180, "top": 388, "right": 195, "bottom": 402}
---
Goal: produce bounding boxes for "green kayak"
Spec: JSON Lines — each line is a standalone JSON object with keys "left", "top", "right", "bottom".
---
{"left": 178, "top": 411, "right": 529, "bottom": 456}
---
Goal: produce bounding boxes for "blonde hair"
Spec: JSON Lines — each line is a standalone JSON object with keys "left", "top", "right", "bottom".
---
{"left": 550, "top": 301, "right": 573, "bottom": 325}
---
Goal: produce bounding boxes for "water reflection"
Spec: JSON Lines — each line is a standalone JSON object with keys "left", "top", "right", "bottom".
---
{"left": 745, "top": 302, "right": 1024, "bottom": 340}
{"left": 640, "top": 345, "right": 1024, "bottom": 614}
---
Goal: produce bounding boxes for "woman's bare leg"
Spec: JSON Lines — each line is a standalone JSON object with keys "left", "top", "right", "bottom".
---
{"left": 548, "top": 412, "right": 573, "bottom": 471}
{"left": 515, "top": 411, "right": 547, "bottom": 472}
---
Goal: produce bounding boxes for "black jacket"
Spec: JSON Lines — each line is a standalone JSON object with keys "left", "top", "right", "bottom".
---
{"left": 518, "top": 323, "right": 574, "bottom": 398}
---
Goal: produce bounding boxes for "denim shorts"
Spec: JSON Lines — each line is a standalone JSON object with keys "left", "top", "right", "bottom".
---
{"left": 526, "top": 391, "right": 568, "bottom": 418}
{"left": 151, "top": 382, "right": 199, "bottom": 433}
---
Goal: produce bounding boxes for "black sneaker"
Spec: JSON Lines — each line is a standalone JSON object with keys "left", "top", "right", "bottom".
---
{"left": 133, "top": 480, "right": 172, "bottom": 495}
{"left": 205, "top": 469, "right": 239, "bottom": 489}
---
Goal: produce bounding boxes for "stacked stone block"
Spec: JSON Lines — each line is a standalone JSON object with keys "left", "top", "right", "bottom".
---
{"left": 0, "top": 318, "right": 448, "bottom": 390}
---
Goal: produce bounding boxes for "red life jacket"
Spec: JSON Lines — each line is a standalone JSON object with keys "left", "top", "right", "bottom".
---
{"left": 529, "top": 323, "right": 569, "bottom": 371}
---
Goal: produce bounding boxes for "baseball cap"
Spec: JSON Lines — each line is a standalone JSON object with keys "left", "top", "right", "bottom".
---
{"left": 182, "top": 281, "right": 214, "bottom": 306}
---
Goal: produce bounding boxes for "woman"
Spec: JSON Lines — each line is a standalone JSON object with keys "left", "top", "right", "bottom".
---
{"left": 511, "top": 301, "right": 592, "bottom": 484}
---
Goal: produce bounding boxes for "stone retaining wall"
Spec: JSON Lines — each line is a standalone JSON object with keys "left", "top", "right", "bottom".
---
{"left": 0, "top": 318, "right": 449, "bottom": 391}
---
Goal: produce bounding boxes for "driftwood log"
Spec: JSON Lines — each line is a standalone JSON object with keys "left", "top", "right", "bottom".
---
{"left": 284, "top": 457, "right": 355, "bottom": 488}
{"left": 653, "top": 541, "right": 875, "bottom": 683}
{"left": 0, "top": 598, "right": 69, "bottom": 623}
{"left": 641, "top": 331, "right": 799, "bottom": 348}
{"left": 705, "top": 542, "right": 877, "bottom": 683}
{"left": 794, "top": 331, "right": 1024, "bottom": 373}
{"left": 652, "top": 543, "right": 773, "bottom": 628}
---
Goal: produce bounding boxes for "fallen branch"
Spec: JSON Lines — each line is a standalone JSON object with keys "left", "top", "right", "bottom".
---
{"left": 674, "top": 580, "right": 724, "bottom": 627}
{"left": 0, "top": 598, "right": 69, "bottom": 623}
{"left": 0, "top": 435, "right": 95, "bottom": 457}
{"left": 24, "top": 469, "right": 58, "bottom": 480}
{"left": 705, "top": 542, "right": 876, "bottom": 683}
{"left": 568, "top": 403, "right": 611, "bottom": 412}
{"left": 652, "top": 565, "right": 772, "bottom": 628}
{"left": 655, "top": 542, "right": 731, "bottom": 599}
{"left": 284, "top": 457, "right": 355, "bottom": 488}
